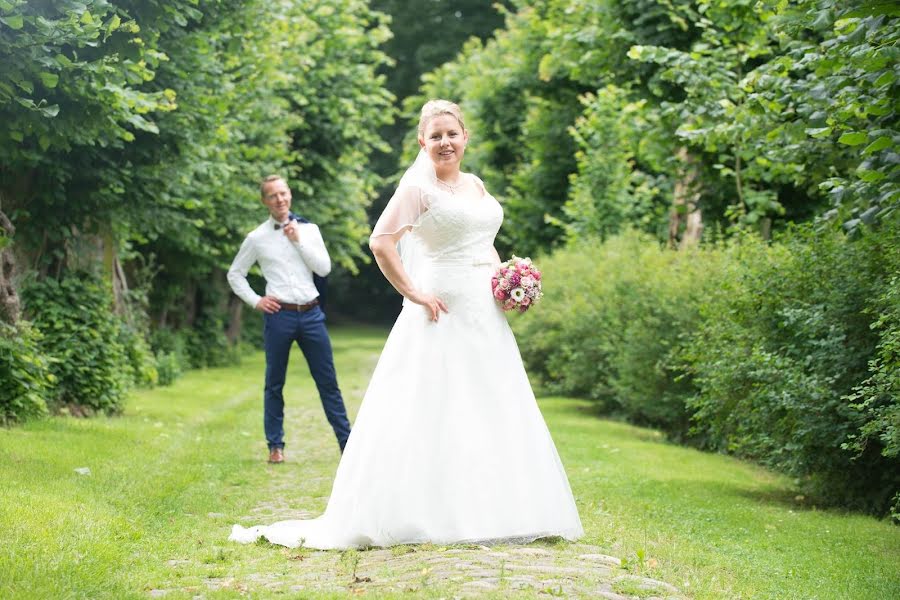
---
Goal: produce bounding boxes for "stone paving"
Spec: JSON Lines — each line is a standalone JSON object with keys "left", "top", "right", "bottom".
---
{"left": 183, "top": 541, "right": 680, "bottom": 599}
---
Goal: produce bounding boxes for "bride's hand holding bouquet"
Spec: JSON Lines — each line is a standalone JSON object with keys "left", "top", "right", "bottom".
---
{"left": 492, "top": 255, "right": 543, "bottom": 313}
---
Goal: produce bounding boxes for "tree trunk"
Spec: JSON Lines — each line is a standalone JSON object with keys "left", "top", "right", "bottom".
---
{"left": 0, "top": 207, "right": 20, "bottom": 325}
{"left": 681, "top": 207, "right": 703, "bottom": 249}
{"left": 225, "top": 295, "right": 244, "bottom": 344}
{"left": 184, "top": 281, "right": 198, "bottom": 328}
{"left": 759, "top": 217, "right": 772, "bottom": 241}
{"left": 0, "top": 171, "right": 34, "bottom": 322}
{"left": 668, "top": 147, "right": 703, "bottom": 249}
{"left": 112, "top": 254, "right": 130, "bottom": 319}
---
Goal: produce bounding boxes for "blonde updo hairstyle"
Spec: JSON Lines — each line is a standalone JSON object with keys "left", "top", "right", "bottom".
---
{"left": 417, "top": 99, "right": 467, "bottom": 139}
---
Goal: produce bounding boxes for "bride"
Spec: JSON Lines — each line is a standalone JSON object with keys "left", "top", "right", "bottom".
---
{"left": 230, "top": 99, "right": 583, "bottom": 549}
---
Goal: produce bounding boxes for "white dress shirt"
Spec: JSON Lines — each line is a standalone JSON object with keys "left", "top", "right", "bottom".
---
{"left": 227, "top": 216, "right": 332, "bottom": 307}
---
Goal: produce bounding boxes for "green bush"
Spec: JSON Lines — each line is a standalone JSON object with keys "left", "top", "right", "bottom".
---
{"left": 842, "top": 218, "right": 900, "bottom": 519}
{"left": 184, "top": 313, "right": 237, "bottom": 369}
{"left": 239, "top": 304, "right": 265, "bottom": 350}
{"left": 512, "top": 231, "right": 722, "bottom": 438}
{"left": 0, "top": 320, "right": 54, "bottom": 425}
{"left": 118, "top": 324, "right": 158, "bottom": 388}
{"left": 515, "top": 225, "right": 898, "bottom": 516}
{"left": 685, "top": 226, "right": 897, "bottom": 514}
{"left": 148, "top": 326, "right": 186, "bottom": 385}
{"left": 22, "top": 273, "right": 130, "bottom": 415}
{"left": 154, "top": 351, "right": 181, "bottom": 386}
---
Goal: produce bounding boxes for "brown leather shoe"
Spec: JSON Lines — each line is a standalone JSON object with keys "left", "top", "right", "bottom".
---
{"left": 268, "top": 448, "right": 284, "bottom": 464}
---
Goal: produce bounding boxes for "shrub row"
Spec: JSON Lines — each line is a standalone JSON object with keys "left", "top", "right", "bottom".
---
{"left": 1, "top": 272, "right": 161, "bottom": 422}
{"left": 0, "top": 320, "right": 53, "bottom": 425}
{"left": 513, "top": 224, "right": 899, "bottom": 517}
{"left": 2, "top": 271, "right": 257, "bottom": 424}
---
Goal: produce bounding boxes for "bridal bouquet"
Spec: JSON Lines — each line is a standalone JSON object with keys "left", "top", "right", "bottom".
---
{"left": 492, "top": 255, "right": 543, "bottom": 313}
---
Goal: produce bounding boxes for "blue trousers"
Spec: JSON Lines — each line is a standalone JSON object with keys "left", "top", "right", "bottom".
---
{"left": 263, "top": 306, "right": 351, "bottom": 451}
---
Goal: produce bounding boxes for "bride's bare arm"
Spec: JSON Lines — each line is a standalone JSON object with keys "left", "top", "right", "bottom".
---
{"left": 369, "top": 231, "right": 417, "bottom": 298}
{"left": 370, "top": 232, "right": 448, "bottom": 321}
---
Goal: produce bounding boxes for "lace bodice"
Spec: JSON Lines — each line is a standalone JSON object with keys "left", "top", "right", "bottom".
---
{"left": 370, "top": 166, "right": 505, "bottom": 317}
{"left": 412, "top": 177, "right": 503, "bottom": 264}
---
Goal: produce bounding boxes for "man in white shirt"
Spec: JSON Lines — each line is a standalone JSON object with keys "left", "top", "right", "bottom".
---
{"left": 227, "top": 175, "right": 351, "bottom": 464}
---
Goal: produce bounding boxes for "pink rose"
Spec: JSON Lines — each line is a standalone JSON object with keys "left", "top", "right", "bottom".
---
{"left": 493, "top": 287, "right": 506, "bottom": 300}
{"left": 499, "top": 278, "right": 511, "bottom": 290}
{"left": 502, "top": 299, "right": 516, "bottom": 311}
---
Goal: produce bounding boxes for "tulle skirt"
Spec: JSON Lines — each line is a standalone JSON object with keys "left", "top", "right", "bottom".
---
{"left": 230, "top": 262, "right": 583, "bottom": 549}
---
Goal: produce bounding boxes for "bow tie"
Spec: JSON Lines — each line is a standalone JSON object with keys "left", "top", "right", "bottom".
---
{"left": 274, "top": 221, "right": 291, "bottom": 230}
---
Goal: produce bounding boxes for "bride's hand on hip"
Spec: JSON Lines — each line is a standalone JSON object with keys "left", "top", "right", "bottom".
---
{"left": 409, "top": 291, "right": 449, "bottom": 322}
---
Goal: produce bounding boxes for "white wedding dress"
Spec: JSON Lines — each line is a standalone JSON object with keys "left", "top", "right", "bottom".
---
{"left": 230, "top": 155, "right": 583, "bottom": 549}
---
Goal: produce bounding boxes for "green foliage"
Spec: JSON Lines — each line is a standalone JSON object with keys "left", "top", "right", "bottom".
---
{"left": 153, "top": 350, "right": 181, "bottom": 387}
{"left": 0, "top": 320, "right": 53, "bottom": 425}
{"left": 0, "top": 0, "right": 177, "bottom": 162}
{"left": 118, "top": 323, "right": 158, "bottom": 388}
{"left": 515, "top": 222, "right": 899, "bottom": 515}
{"left": 21, "top": 272, "right": 130, "bottom": 415}
{"left": 750, "top": 0, "right": 900, "bottom": 226}
{"left": 512, "top": 231, "right": 721, "bottom": 436}
{"left": 371, "top": 0, "right": 508, "bottom": 101}
{"left": 184, "top": 313, "right": 235, "bottom": 370}
{"left": 1, "top": 0, "right": 396, "bottom": 377}
{"left": 408, "top": 0, "right": 898, "bottom": 249}
{"left": 564, "top": 86, "right": 670, "bottom": 240}
{"left": 684, "top": 226, "right": 897, "bottom": 514}
{"left": 842, "top": 216, "right": 900, "bottom": 517}
{"left": 148, "top": 326, "right": 185, "bottom": 386}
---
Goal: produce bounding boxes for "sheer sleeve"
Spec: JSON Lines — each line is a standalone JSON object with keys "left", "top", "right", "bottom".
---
{"left": 371, "top": 148, "right": 437, "bottom": 242}
{"left": 370, "top": 183, "right": 429, "bottom": 241}
{"left": 369, "top": 150, "right": 437, "bottom": 307}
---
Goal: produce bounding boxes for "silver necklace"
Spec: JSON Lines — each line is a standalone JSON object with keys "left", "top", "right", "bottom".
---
{"left": 436, "top": 175, "right": 463, "bottom": 195}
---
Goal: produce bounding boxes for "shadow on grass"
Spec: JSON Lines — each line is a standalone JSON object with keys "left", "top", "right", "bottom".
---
{"left": 655, "top": 476, "right": 813, "bottom": 517}
{"left": 732, "top": 485, "right": 809, "bottom": 510}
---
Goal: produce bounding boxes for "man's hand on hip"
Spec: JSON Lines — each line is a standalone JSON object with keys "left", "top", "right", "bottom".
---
{"left": 256, "top": 296, "right": 282, "bottom": 314}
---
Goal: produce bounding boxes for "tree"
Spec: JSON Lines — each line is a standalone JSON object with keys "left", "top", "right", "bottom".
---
{"left": 0, "top": 0, "right": 395, "bottom": 414}
{"left": 408, "top": 0, "right": 898, "bottom": 250}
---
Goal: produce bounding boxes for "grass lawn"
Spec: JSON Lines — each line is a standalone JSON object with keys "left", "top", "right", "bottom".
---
{"left": 1, "top": 325, "right": 897, "bottom": 599}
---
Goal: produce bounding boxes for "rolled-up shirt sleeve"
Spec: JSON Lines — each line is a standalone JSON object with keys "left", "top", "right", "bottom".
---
{"left": 294, "top": 224, "right": 331, "bottom": 277}
{"left": 227, "top": 236, "right": 263, "bottom": 307}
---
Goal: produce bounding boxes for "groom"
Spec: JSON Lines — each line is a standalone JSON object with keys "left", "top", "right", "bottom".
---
{"left": 227, "top": 175, "right": 351, "bottom": 463}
